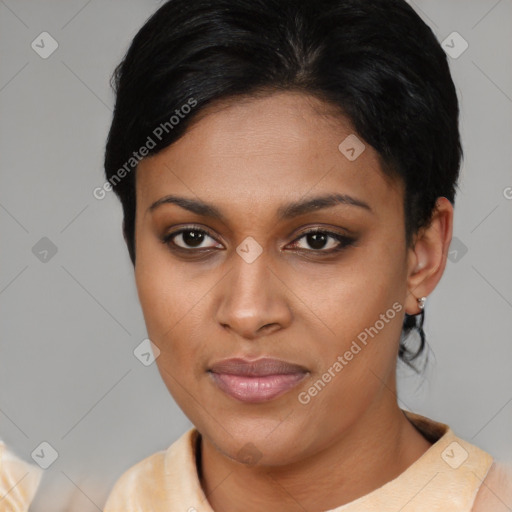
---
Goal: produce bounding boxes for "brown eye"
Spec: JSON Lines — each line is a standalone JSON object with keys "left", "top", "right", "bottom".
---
{"left": 288, "top": 229, "right": 355, "bottom": 253}
{"left": 163, "top": 227, "right": 222, "bottom": 250}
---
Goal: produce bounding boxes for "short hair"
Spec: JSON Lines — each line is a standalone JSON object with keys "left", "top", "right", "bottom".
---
{"left": 104, "top": 0, "right": 462, "bottom": 369}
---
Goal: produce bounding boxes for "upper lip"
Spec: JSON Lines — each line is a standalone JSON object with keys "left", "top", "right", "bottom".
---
{"left": 209, "top": 357, "right": 308, "bottom": 377}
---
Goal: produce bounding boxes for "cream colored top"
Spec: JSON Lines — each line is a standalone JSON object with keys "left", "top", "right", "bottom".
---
{"left": 104, "top": 410, "right": 512, "bottom": 511}
{"left": 0, "top": 441, "right": 42, "bottom": 511}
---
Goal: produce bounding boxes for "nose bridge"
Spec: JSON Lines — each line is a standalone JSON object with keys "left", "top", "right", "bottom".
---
{"left": 226, "top": 249, "right": 273, "bottom": 311}
{"left": 215, "top": 247, "right": 290, "bottom": 337}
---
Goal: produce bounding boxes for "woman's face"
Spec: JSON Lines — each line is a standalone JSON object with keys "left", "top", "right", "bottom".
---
{"left": 134, "top": 91, "right": 418, "bottom": 465}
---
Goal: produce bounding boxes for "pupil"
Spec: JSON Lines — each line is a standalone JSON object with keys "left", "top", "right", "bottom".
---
{"left": 183, "top": 230, "right": 204, "bottom": 247}
{"left": 308, "top": 232, "right": 327, "bottom": 249}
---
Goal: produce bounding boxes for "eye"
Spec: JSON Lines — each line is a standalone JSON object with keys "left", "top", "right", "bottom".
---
{"left": 162, "top": 226, "right": 223, "bottom": 251}
{"left": 287, "top": 229, "right": 355, "bottom": 253}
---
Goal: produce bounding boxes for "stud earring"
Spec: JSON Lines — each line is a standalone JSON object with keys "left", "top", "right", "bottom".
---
{"left": 417, "top": 296, "right": 427, "bottom": 310}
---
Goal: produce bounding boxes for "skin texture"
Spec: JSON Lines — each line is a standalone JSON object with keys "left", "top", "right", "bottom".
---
{"left": 133, "top": 91, "right": 453, "bottom": 512}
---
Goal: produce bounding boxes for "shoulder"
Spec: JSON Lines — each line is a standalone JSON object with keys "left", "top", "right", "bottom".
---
{"left": 103, "top": 450, "right": 167, "bottom": 511}
{"left": 472, "top": 461, "right": 512, "bottom": 512}
{"left": 103, "top": 428, "right": 199, "bottom": 512}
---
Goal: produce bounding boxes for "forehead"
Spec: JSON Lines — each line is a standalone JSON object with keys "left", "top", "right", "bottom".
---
{"left": 136, "top": 92, "right": 403, "bottom": 218}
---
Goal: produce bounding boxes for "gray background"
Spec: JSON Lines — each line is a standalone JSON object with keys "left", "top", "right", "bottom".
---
{"left": 0, "top": 1, "right": 511, "bottom": 510}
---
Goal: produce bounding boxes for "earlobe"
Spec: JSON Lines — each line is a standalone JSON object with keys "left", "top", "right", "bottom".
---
{"left": 405, "top": 197, "right": 454, "bottom": 314}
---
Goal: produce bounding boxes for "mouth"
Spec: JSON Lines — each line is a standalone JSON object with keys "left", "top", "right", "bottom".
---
{"left": 208, "top": 357, "right": 309, "bottom": 403}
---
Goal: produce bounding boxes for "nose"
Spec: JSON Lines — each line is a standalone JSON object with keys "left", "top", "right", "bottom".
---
{"left": 215, "top": 252, "right": 293, "bottom": 340}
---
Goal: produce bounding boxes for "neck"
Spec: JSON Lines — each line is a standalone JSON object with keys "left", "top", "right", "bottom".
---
{"left": 199, "top": 397, "right": 432, "bottom": 512}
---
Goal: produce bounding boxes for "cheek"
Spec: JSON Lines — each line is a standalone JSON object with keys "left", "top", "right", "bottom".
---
{"left": 294, "top": 255, "right": 406, "bottom": 442}
{"left": 135, "top": 262, "right": 177, "bottom": 338}
{"left": 135, "top": 261, "right": 204, "bottom": 406}
{"left": 299, "top": 234, "right": 407, "bottom": 396}
{"left": 135, "top": 239, "right": 190, "bottom": 353}
{"left": 135, "top": 227, "right": 195, "bottom": 332}
{"left": 134, "top": 236, "right": 215, "bottom": 384}
{"left": 300, "top": 238, "right": 405, "bottom": 340}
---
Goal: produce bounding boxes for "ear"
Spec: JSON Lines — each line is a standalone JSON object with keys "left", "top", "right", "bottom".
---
{"left": 404, "top": 197, "right": 454, "bottom": 315}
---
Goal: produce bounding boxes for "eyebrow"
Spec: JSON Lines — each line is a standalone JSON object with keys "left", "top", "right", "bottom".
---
{"left": 148, "top": 193, "right": 373, "bottom": 220}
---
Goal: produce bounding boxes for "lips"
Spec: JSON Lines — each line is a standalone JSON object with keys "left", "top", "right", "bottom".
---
{"left": 208, "top": 357, "right": 308, "bottom": 403}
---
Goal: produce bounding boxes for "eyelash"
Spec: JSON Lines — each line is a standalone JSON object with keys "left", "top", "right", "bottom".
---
{"left": 161, "top": 225, "right": 356, "bottom": 256}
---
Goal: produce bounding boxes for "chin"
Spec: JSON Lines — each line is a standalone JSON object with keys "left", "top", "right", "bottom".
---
{"left": 203, "top": 416, "right": 313, "bottom": 467}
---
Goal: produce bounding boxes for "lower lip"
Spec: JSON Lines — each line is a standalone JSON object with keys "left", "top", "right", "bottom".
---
{"left": 209, "top": 372, "right": 307, "bottom": 403}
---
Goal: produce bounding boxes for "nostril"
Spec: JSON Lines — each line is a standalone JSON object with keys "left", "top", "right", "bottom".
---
{"left": 258, "top": 323, "right": 279, "bottom": 335}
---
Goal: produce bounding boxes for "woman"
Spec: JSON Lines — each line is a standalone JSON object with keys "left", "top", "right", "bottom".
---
{"left": 101, "top": 0, "right": 512, "bottom": 510}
